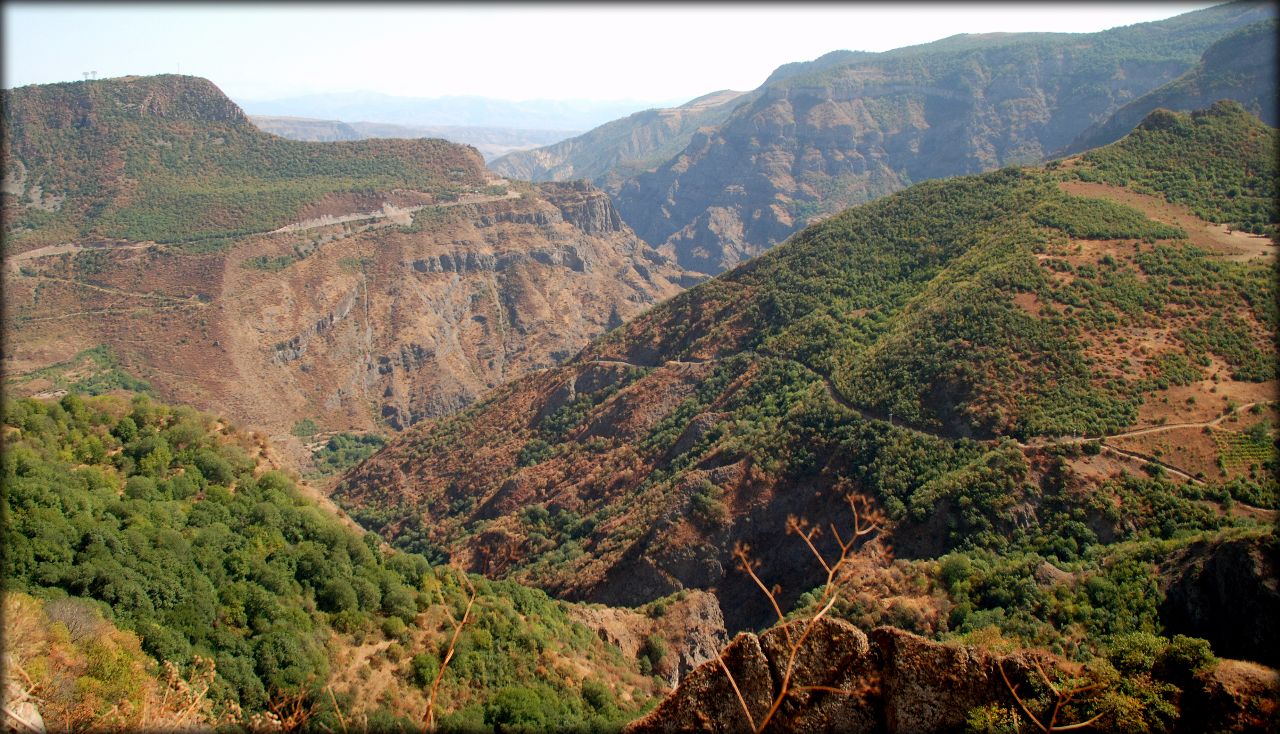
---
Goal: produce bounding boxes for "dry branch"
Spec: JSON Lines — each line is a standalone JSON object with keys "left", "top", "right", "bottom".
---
{"left": 424, "top": 567, "right": 478, "bottom": 730}
{"left": 721, "top": 494, "right": 883, "bottom": 733}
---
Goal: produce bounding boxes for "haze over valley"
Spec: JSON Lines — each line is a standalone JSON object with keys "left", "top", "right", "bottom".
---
{"left": 3, "top": 3, "right": 1277, "bottom": 732}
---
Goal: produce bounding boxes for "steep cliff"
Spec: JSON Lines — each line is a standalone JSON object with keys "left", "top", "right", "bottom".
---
{"left": 2, "top": 76, "right": 697, "bottom": 467}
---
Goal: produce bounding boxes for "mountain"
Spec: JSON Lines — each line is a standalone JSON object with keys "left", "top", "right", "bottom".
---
{"left": 238, "top": 91, "right": 676, "bottom": 132}
{"left": 489, "top": 90, "right": 751, "bottom": 193}
{"left": 334, "top": 99, "right": 1277, "bottom": 680}
{"left": 249, "top": 115, "right": 580, "bottom": 161}
{"left": 595, "top": 2, "right": 1275, "bottom": 273}
{"left": 2, "top": 75, "right": 700, "bottom": 467}
{"left": 1063, "top": 19, "right": 1278, "bottom": 155}
{"left": 1, "top": 74, "right": 483, "bottom": 251}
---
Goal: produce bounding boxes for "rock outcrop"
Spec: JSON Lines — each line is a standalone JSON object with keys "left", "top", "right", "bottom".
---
{"left": 628, "top": 619, "right": 1280, "bottom": 733}
{"left": 627, "top": 620, "right": 1061, "bottom": 734}
{"left": 1159, "top": 533, "right": 1280, "bottom": 667}
{"left": 569, "top": 590, "right": 728, "bottom": 689}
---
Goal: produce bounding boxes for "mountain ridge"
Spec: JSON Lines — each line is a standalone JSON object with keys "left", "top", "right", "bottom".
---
{"left": 3, "top": 74, "right": 698, "bottom": 468}
{"left": 489, "top": 2, "right": 1274, "bottom": 274}
{"left": 334, "top": 103, "right": 1277, "bottom": 659}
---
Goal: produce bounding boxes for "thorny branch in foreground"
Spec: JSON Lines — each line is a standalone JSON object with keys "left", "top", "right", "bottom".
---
{"left": 723, "top": 494, "right": 882, "bottom": 734}
{"left": 424, "top": 567, "right": 478, "bottom": 731}
{"left": 998, "top": 658, "right": 1105, "bottom": 733}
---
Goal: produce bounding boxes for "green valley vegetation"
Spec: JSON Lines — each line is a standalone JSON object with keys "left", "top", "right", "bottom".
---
{"left": 333, "top": 102, "right": 1278, "bottom": 730}
{"left": 3, "top": 393, "right": 656, "bottom": 728}
{"left": 311, "top": 432, "right": 388, "bottom": 477}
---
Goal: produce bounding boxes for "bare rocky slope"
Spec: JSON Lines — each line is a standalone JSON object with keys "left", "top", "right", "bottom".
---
{"left": 2, "top": 75, "right": 700, "bottom": 465}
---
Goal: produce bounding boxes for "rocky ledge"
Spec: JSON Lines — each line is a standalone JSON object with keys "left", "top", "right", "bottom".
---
{"left": 627, "top": 618, "right": 1280, "bottom": 733}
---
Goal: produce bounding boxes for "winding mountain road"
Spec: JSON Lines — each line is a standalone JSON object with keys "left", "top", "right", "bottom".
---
{"left": 587, "top": 351, "right": 1271, "bottom": 489}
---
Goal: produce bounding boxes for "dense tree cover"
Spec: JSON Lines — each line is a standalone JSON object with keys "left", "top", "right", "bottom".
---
{"left": 3, "top": 394, "right": 650, "bottom": 726}
{"left": 310, "top": 432, "right": 387, "bottom": 476}
{"left": 4, "top": 393, "right": 421, "bottom": 709}
{"left": 1070, "top": 101, "right": 1278, "bottom": 235}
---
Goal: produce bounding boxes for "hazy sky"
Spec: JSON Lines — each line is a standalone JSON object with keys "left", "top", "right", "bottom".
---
{"left": 5, "top": 3, "right": 1218, "bottom": 105}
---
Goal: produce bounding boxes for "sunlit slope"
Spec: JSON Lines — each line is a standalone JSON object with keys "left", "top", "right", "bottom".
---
{"left": 335, "top": 102, "right": 1276, "bottom": 634}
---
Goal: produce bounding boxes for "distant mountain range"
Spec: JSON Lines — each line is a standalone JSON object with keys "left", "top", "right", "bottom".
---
{"left": 237, "top": 91, "right": 680, "bottom": 132}
{"left": 1063, "top": 18, "right": 1277, "bottom": 155}
{"left": 495, "top": 3, "right": 1276, "bottom": 274}
{"left": 249, "top": 115, "right": 581, "bottom": 161}
{"left": 490, "top": 90, "right": 750, "bottom": 192}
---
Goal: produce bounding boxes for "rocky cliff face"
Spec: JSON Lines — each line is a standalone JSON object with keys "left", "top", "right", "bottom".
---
{"left": 569, "top": 590, "right": 728, "bottom": 689}
{"left": 2, "top": 76, "right": 698, "bottom": 468}
{"left": 1159, "top": 533, "right": 1280, "bottom": 668}
{"left": 627, "top": 618, "right": 1280, "bottom": 733}
{"left": 4, "top": 180, "right": 692, "bottom": 453}
{"left": 610, "top": 4, "right": 1274, "bottom": 273}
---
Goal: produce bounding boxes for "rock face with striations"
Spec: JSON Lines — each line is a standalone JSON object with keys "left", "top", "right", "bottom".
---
{"left": 627, "top": 620, "right": 1052, "bottom": 734}
{"left": 568, "top": 589, "right": 728, "bottom": 690}
{"left": 2, "top": 75, "right": 700, "bottom": 466}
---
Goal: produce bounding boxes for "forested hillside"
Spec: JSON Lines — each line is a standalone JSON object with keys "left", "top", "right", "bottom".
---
{"left": 3, "top": 393, "right": 663, "bottom": 729}
{"left": 2, "top": 75, "right": 488, "bottom": 252}
{"left": 335, "top": 102, "right": 1279, "bottom": 703}
{"left": 1065, "top": 19, "right": 1278, "bottom": 154}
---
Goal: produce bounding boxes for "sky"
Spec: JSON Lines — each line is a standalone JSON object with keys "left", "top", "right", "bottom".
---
{"left": 4, "top": 3, "right": 1219, "bottom": 105}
